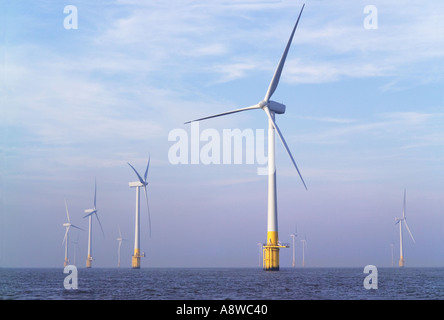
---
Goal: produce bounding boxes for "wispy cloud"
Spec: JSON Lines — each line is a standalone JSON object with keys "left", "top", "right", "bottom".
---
{"left": 296, "top": 111, "right": 440, "bottom": 146}
{"left": 295, "top": 115, "right": 357, "bottom": 124}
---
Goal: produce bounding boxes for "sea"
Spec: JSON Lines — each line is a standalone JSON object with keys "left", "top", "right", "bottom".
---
{"left": 1, "top": 267, "right": 443, "bottom": 301}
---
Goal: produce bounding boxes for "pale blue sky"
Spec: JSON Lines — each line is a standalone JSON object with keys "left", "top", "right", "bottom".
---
{"left": 1, "top": 0, "right": 444, "bottom": 268}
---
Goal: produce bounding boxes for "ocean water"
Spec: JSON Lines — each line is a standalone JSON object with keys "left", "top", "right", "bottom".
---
{"left": 1, "top": 267, "right": 443, "bottom": 300}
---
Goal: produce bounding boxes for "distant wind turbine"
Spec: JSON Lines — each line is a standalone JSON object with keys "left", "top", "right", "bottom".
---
{"left": 390, "top": 243, "right": 394, "bottom": 267}
{"left": 185, "top": 3, "right": 307, "bottom": 271}
{"left": 117, "top": 224, "right": 128, "bottom": 268}
{"left": 395, "top": 189, "right": 415, "bottom": 267}
{"left": 128, "top": 156, "right": 151, "bottom": 269}
{"left": 257, "top": 243, "right": 263, "bottom": 268}
{"left": 300, "top": 236, "right": 307, "bottom": 267}
{"left": 62, "top": 199, "right": 83, "bottom": 267}
{"left": 71, "top": 231, "right": 80, "bottom": 266}
{"left": 83, "top": 178, "right": 104, "bottom": 268}
{"left": 290, "top": 226, "right": 298, "bottom": 268}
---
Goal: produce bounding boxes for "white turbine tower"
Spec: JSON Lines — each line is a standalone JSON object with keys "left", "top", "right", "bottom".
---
{"left": 300, "top": 236, "right": 307, "bottom": 267}
{"left": 117, "top": 224, "right": 128, "bottom": 268}
{"left": 185, "top": 4, "right": 307, "bottom": 271}
{"left": 395, "top": 189, "right": 415, "bottom": 267}
{"left": 290, "top": 226, "right": 298, "bottom": 268}
{"left": 83, "top": 178, "right": 104, "bottom": 268}
{"left": 128, "top": 157, "right": 151, "bottom": 269}
{"left": 62, "top": 199, "right": 83, "bottom": 267}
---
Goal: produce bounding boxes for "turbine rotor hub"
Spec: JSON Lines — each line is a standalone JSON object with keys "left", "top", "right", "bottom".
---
{"left": 258, "top": 100, "right": 267, "bottom": 108}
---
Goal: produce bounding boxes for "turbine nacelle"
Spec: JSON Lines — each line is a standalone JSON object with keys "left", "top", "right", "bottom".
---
{"left": 261, "top": 100, "right": 286, "bottom": 114}
{"left": 84, "top": 208, "right": 96, "bottom": 217}
{"left": 129, "top": 181, "right": 146, "bottom": 188}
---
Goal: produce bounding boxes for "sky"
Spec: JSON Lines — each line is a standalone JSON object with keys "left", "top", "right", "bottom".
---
{"left": 1, "top": 0, "right": 444, "bottom": 269}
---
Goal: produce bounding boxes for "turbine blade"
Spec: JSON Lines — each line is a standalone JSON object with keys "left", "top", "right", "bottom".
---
{"left": 128, "top": 162, "right": 145, "bottom": 185}
{"left": 64, "top": 199, "right": 71, "bottom": 223}
{"left": 62, "top": 227, "right": 69, "bottom": 246}
{"left": 264, "top": 4, "right": 305, "bottom": 102}
{"left": 118, "top": 224, "right": 122, "bottom": 239}
{"left": 263, "top": 107, "right": 307, "bottom": 190}
{"left": 403, "top": 188, "right": 406, "bottom": 218}
{"left": 71, "top": 224, "right": 84, "bottom": 231}
{"left": 95, "top": 212, "right": 105, "bottom": 237}
{"left": 144, "top": 155, "right": 150, "bottom": 182}
{"left": 143, "top": 186, "right": 152, "bottom": 238}
{"left": 94, "top": 178, "right": 97, "bottom": 209}
{"left": 404, "top": 220, "right": 416, "bottom": 243}
{"left": 83, "top": 211, "right": 94, "bottom": 219}
{"left": 184, "top": 104, "right": 261, "bottom": 124}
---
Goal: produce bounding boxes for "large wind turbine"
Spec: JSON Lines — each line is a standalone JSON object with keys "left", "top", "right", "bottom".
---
{"left": 117, "top": 224, "right": 128, "bottom": 268}
{"left": 395, "top": 189, "right": 415, "bottom": 267}
{"left": 185, "top": 4, "right": 307, "bottom": 271}
{"left": 128, "top": 157, "right": 151, "bottom": 269}
{"left": 83, "top": 178, "right": 104, "bottom": 268}
{"left": 62, "top": 199, "right": 83, "bottom": 267}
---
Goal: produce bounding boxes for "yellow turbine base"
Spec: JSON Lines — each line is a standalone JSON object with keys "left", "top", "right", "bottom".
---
{"left": 86, "top": 255, "right": 92, "bottom": 268}
{"left": 132, "top": 249, "right": 141, "bottom": 269}
{"left": 263, "top": 231, "right": 280, "bottom": 271}
{"left": 399, "top": 257, "right": 404, "bottom": 267}
{"left": 64, "top": 258, "right": 69, "bottom": 267}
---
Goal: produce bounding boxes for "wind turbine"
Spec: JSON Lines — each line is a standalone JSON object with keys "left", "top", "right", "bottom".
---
{"left": 117, "top": 224, "right": 128, "bottom": 268}
{"left": 395, "top": 189, "right": 415, "bottom": 267}
{"left": 290, "top": 226, "right": 298, "bottom": 268}
{"left": 390, "top": 243, "right": 394, "bottom": 267}
{"left": 71, "top": 231, "right": 80, "bottom": 266}
{"left": 83, "top": 178, "right": 104, "bottom": 268}
{"left": 128, "top": 156, "right": 151, "bottom": 269}
{"left": 300, "top": 236, "right": 307, "bottom": 267}
{"left": 185, "top": 4, "right": 307, "bottom": 271}
{"left": 257, "top": 242, "right": 263, "bottom": 268}
{"left": 62, "top": 199, "right": 83, "bottom": 267}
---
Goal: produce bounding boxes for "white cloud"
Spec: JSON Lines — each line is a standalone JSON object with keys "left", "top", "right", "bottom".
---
{"left": 209, "top": 62, "right": 260, "bottom": 83}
